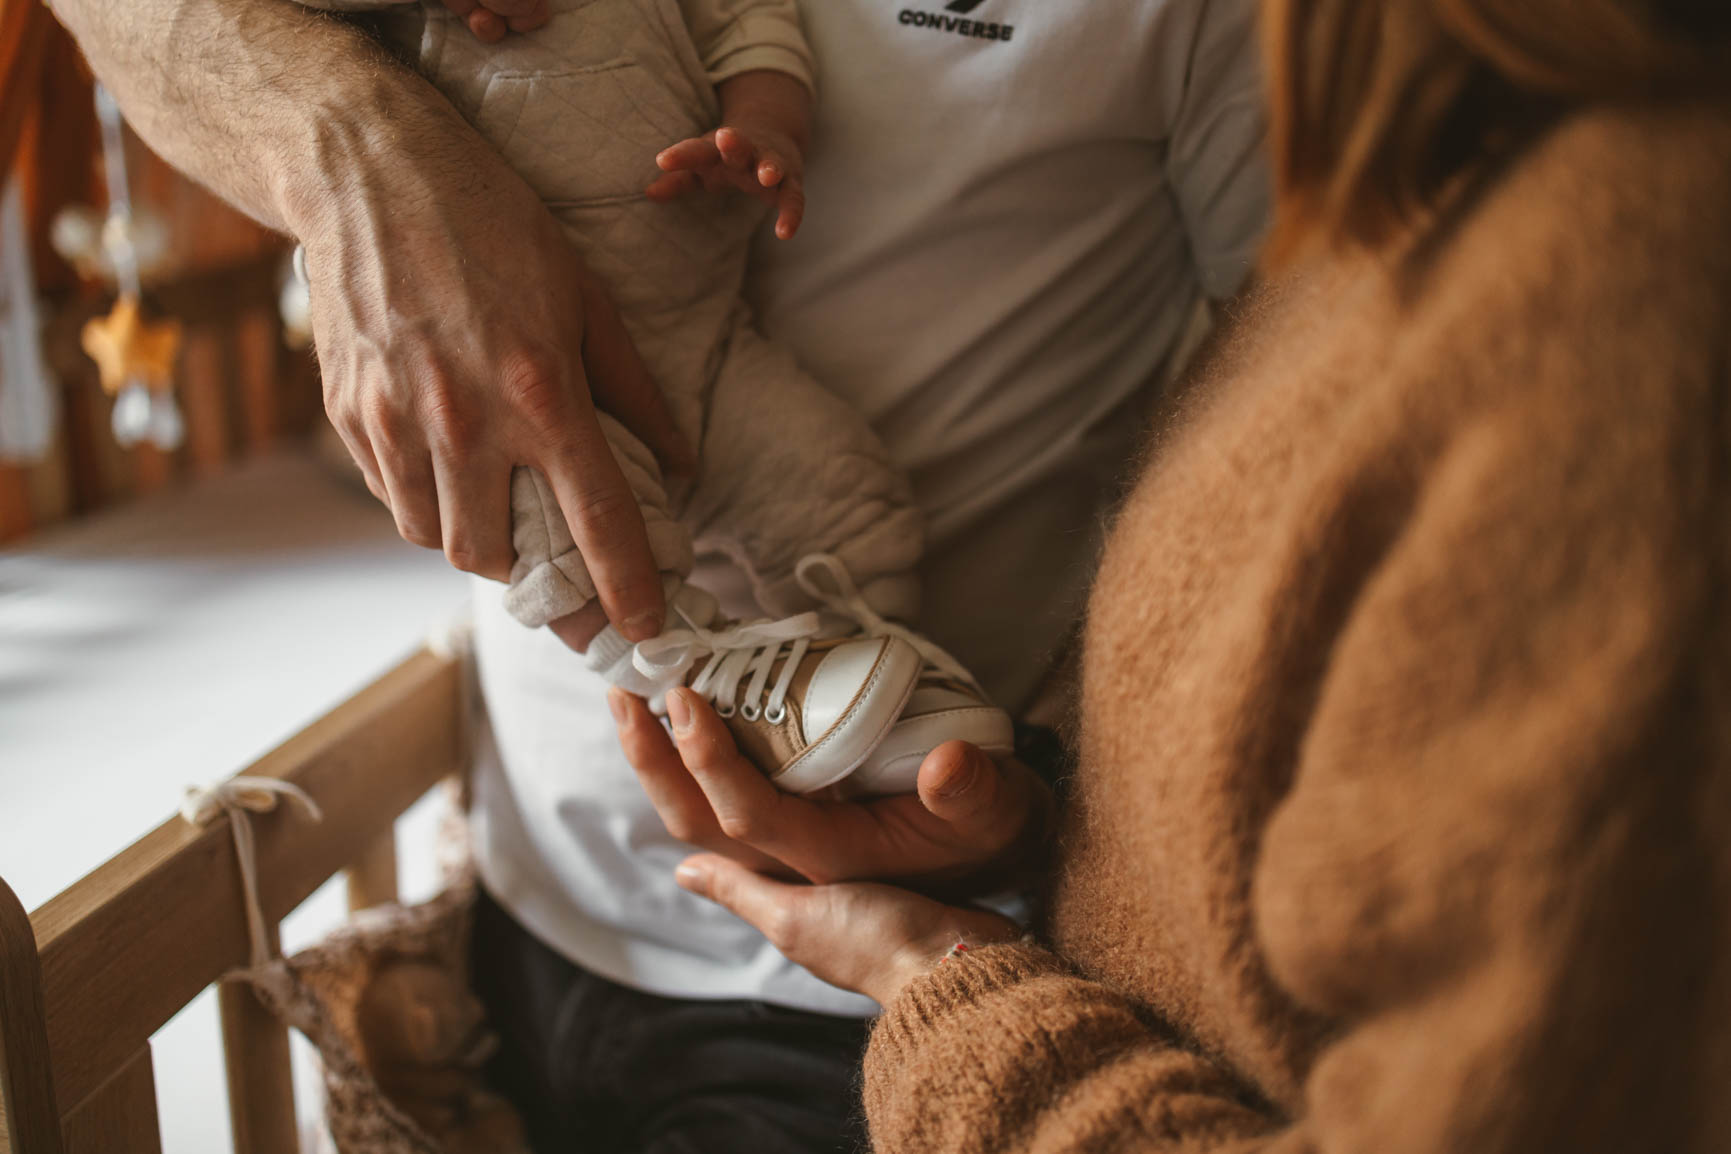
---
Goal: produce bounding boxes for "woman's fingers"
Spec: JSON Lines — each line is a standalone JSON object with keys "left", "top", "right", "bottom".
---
{"left": 664, "top": 689, "right": 802, "bottom": 847}
{"left": 915, "top": 742, "right": 1044, "bottom": 859}
{"left": 675, "top": 853, "right": 805, "bottom": 929}
{"left": 675, "top": 854, "right": 1024, "bottom": 1004}
{"left": 613, "top": 691, "right": 791, "bottom": 873}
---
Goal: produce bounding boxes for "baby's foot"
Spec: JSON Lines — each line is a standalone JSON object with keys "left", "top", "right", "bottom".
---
{"left": 586, "top": 558, "right": 1013, "bottom": 797}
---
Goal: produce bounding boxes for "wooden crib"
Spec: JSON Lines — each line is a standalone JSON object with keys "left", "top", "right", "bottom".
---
{"left": 0, "top": 647, "right": 463, "bottom": 1154}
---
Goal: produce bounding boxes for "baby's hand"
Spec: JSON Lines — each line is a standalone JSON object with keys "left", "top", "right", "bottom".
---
{"left": 441, "top": 0, "right": 548, "bottom": 43}
{"left": 645, "top": 71, "right": 810, "bottom": 240}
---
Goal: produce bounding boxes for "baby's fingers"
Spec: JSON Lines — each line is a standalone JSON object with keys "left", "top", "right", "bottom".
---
{"left": 657, "top": 136, "right": 724, "bottom": 173}
{"left": 467, "top": 7, "right": 506, "bottom": 41}
{"left": 714, "top": 127, "right": 758, "bottom": 172}
{"left": 645, "top": 170, "right": 701, "bottom": 202}
{"left": 773, "top": 177, "right": 806, "bottom": 240}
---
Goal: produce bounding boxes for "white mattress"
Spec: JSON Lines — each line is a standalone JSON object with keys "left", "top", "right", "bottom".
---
{"left": 0, "top": 450, "right": 472, "bottom": 1151}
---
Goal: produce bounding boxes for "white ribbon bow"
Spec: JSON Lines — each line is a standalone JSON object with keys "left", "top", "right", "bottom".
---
{"left": 181, "top": 776, "right": 324, "bottom": 971}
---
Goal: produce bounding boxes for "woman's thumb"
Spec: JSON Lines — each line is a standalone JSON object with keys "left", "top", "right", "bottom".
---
{"left": 917, "top": 741, "right": 1014, "bottom": 832}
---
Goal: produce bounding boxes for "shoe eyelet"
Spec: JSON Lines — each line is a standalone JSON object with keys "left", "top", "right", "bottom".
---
{"left": 740, "top": 702, "right": 761, "bottom": 722}
{"left": 763, "top": 703, "right": 787, "bottom": 725}
{"left": 715, "top": 700, "right": 736, "bottom": 718}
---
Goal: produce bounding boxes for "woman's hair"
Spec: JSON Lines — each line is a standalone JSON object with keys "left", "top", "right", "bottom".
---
{"left": 1263, "top": 0, "right": 1731, "bottom": 262}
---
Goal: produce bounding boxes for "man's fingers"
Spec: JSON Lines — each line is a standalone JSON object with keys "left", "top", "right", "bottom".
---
{"left": 538, "top": 435, "right": 664, "bottom": 642}
{"left": 373, "top": 433, "right": 443, "bottom": 550}
{"left": 656, "top": 137, "right": 723, "bottom": 173}
{"left": 328, "top": 417, "right": 388, "bottom": 503}
{"left": 579, "top": 278, "right": 696, "bottom": 480}
{"left": 441, "top": 0, "right": 477, "bottom": 16}
{"left": 431, "top": 449, "right": 513, "bottom": 580}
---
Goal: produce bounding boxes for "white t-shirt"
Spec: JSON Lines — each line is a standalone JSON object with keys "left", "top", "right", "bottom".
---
{"left": 470, "top": 0, "right": 1268, "bottom": 1015}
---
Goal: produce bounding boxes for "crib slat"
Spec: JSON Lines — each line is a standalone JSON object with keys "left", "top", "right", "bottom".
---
{"left": 346, "top": 830, "right": 400, "bottom": 913}
{"left": 0, "top": 879, "right": 63, "bottom": 1154}
{"left": 59, "top": 1047, "right": 159, "bottom": 1154}
{"left": 219, "top": 938, "right": 297, "bottom": 1154}
{"left": 26, "top": 650, "right": 463, "bottom": 1128}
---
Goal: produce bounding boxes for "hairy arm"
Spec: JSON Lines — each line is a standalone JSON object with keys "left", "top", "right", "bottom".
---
{"left": 48, "top": 0, "right": 686, "bottom": 643}
{"left": 48, "top": 0, "right": 444, "bottom": 237}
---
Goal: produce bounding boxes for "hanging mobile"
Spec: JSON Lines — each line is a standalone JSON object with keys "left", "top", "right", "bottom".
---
{"left": 77, "top": 84, "right": 184, "bottom": 451}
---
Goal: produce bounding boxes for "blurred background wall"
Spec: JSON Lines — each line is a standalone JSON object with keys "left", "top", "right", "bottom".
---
{"left": 0, "top": 0, "right": 323, "bottom": 544}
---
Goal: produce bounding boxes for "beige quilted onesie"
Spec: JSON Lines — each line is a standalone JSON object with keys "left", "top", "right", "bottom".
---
{"left": 313, "top": 0, "right": 925, "bottom": 625}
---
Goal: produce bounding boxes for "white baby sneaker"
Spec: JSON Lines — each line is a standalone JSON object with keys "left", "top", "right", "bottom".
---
{"left": 586, "top": 556, "right": 1014, "bottom": 797}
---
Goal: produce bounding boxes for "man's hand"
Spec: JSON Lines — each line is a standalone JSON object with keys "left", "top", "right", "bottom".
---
{"left": 610, "top": 687, "right": 1052, "bottom": 888}
{"left": 674, "top": 855, "right": 1020, "bottom": 1005}
{"left": 304, "top": 152, "right": 693, "bottom": 641}
{"left": 47, "top": 0, "right": 677, "bottom": 641}
{"left": 439, "top": 0, "right": 548, "bottom": 42}
{"left": 646, "top": 70, "right": 810, "bottom": 240}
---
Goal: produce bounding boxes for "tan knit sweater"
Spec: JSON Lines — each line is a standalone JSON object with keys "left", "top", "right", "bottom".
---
{"left": 864, "top": 106, "right": 1731, "bottom": 1153}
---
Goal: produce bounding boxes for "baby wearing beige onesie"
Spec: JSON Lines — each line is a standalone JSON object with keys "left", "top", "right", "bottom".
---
{"left": 347, "top": 0, "right": 924, "bottom": 628}
{"left": 298, "top": 0, "right": 1013, "bottom": 796}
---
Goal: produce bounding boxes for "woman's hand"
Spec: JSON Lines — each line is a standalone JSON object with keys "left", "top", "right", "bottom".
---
{"left": 609, "top": 687, "right": 1053, "bottom": 888}
{"left": 674, "top": 854, "right": 1020, "bottom": 1005}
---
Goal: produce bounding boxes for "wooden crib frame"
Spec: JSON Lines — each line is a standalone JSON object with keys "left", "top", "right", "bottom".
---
{"left": 0, "top": 647, "right": 464, "bottom": 1154}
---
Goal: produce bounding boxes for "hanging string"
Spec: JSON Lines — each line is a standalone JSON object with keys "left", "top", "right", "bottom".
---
{"left": 180, "top": 777, "right": 325, "bottom": 972}
{"left": 94, "top": 85, "right": 143, "bottom": 303}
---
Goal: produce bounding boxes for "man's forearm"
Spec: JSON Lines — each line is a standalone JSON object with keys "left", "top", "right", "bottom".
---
{"left": 47, "top": 0, "right": 483, "bottom": 240}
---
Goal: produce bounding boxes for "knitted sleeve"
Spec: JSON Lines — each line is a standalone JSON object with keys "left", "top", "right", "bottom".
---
{"left": 864, "top": 116, "right": 1731, "bottom": 1151}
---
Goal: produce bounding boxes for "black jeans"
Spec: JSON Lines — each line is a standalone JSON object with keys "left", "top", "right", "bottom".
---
{"left": 470, "top": 888, "right": 872, "bottom": 1154}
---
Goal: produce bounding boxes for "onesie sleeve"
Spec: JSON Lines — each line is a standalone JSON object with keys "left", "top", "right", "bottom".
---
{"left": 676, "top": 0, "right": 815, "bottom": 95}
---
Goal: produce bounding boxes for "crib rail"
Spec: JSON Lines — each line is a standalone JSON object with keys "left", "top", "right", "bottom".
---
{"left": 0, "top": 646, "right": 465, "bottom": 1154}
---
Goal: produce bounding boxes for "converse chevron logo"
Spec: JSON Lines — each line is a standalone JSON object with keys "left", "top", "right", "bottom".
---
{"left": 897, "top": 0, "right": 1015, "bottom": 42}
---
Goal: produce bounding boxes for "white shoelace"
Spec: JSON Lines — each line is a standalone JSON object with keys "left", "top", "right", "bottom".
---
{"left": 634, "top": 611, "right": 820, "bottom": 721}
{"left": 628, "top": 553, "right": 984, "bottom": 721}
{"left": 793, "top": 553, "right": 983, "bottom": 695}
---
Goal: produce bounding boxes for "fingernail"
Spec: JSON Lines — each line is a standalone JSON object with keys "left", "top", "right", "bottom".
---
{"left": 674, "top": 861, "right": 708, "bottom": 896}
{"left": 622, "top": 610, "right": 662, "bottom": 643}
{"left": 606, "top": 688, "right": 628, "bottom": 726}
{"left": 666, "top": 688, "right": 692, "bottom": 733}
{"left": 932, "top": 746, "right": 983, "bottom": 800}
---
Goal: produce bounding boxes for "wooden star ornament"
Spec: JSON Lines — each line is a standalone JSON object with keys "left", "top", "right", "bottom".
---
{"left": 81, "top": 294, "right": 182, "bottom": 396}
